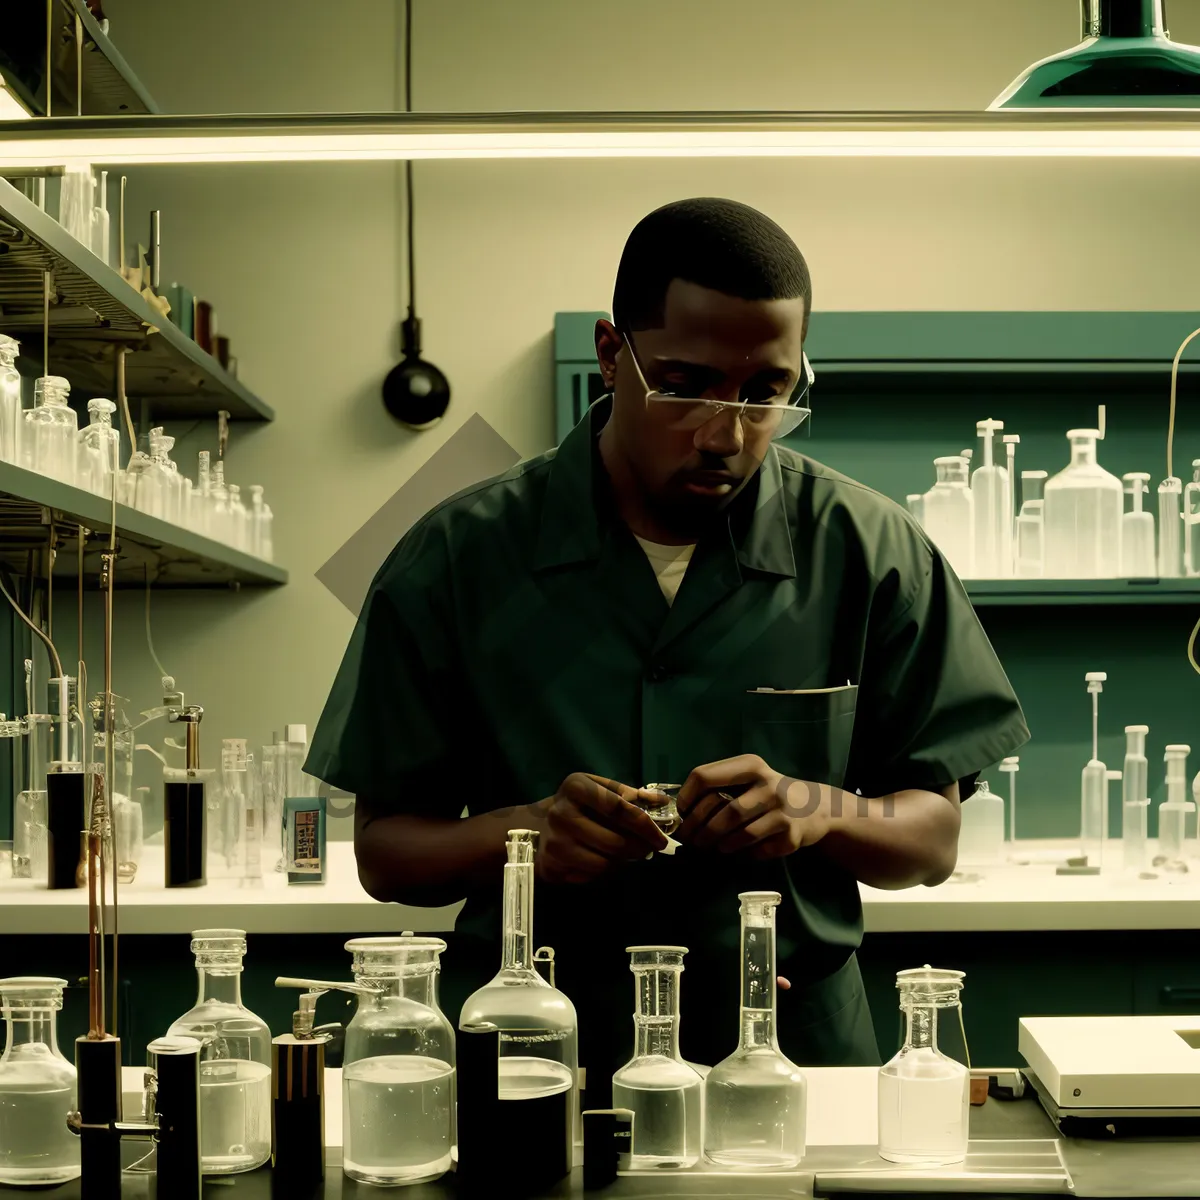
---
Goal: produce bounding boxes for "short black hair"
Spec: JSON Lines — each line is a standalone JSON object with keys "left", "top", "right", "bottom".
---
{"left": 612, "top": 197, "right": 811, "bottom": 339}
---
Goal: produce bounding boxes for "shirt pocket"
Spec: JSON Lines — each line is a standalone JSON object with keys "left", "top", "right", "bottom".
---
{"left": 740, "top": 685, "right": 858, "bottom": 788}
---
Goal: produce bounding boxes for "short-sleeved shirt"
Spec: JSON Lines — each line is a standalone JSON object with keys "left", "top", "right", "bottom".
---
{"left": 307, "top": 397, "right": 1029, "bottom": 1069}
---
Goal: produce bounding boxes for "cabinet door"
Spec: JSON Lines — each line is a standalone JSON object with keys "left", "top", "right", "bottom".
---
{"left": 1133, "top": 932, "right": 1200, "bottom": 1015}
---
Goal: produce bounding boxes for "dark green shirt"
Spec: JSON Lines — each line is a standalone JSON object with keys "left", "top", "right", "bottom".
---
{"left": 307, "top": 398, "right": 1028, "bottom": 1069}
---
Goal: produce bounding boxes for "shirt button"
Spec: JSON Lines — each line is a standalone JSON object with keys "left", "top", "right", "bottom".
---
{"left": 648, "top": 664, "right": 669, "bottom": 682}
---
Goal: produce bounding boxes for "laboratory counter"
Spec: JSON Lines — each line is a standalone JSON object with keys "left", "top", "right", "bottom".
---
{"left": 28, "top": 1067, "right": 1200, "bottom": 1198}
{"left": 4, "top": 840, "right": 1200, "bottom": 935}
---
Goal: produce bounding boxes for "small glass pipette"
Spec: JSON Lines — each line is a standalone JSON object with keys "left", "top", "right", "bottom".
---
{"left": 1080, "top": 673, "right": 1108, "bottom": 868}
{"left": 1158, "top": 745, "right": 1193, "bottom": 869}
{"left": 1158, "top": 477, "right": 1183, "bottom": 578}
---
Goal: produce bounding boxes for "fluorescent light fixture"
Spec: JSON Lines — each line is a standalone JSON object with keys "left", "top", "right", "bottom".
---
{"left": 0, "top": 81, "right": 32, "bottom": 121}
{"left": 3, "top": 112, "right": 1200, "bottom": 167}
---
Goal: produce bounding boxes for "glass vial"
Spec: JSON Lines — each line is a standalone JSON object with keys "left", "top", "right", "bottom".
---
{"left": 342, "top": 936, "right": 456, "bottom": 1186}
{"left": 878, "top": 966, "right": 970, "bottom": 1164}
{"left": 703, "top": 891, "right": 806, "bottom": 1168}
{"left": 165, "top": 929, "right": 272, "bottom": 1174}
{"left": 0, "top": 977, "right": 80, "bottom": 1185}
{"left": 25, "top": 377, "right": 79, "bottom": 486}
{"left": 612, "top": 946, "right": 703, "bottom": 1169}
{"left": 0, "top": 335, "right": 21, "bottom": 467}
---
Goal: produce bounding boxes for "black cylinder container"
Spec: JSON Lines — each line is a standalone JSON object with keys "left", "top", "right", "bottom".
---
{"left": 46, "top": 769, "right": 85, "bottom": 889}
{"left": 164, "top": 780, "right": 206, "bottom": 887}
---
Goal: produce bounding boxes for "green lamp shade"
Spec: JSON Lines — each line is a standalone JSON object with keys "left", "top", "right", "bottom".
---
{"left": 991, "top": 0, "right": 1200, "bottom": 109}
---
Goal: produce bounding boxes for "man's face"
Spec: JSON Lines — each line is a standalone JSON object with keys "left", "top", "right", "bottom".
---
{"left": 597, "top": 279, "right": 807, "bottom": 536}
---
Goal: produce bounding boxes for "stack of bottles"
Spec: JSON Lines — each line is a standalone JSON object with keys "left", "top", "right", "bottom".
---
{"left": 907, "top": 416, "right": 1199, "bottom": 581}
{"left": 0, "top": 339, "right": 275, "bottom": 562}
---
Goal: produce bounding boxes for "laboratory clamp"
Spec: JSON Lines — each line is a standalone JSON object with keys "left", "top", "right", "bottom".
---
{"left": 0, "top": 828, "right": 975, "bottom": 1194}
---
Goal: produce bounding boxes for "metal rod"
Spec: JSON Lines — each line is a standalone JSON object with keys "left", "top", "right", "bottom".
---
{"left": 44, "top": 0, "right": 52, "bottom": 118}
{"left": 116, "top": 345, "right": 135, "bottom": 457}
{"left": 86, "top": 829, "right": 101, "bottom": 1035}
{"left": 43, "top": 270, "right": 50, "bottom": 376}
{"left": 74, "top": 12, "right": 82, "bottom": 117}
{"left": 104, "top": 425, "right": 119, "bottom": 1040}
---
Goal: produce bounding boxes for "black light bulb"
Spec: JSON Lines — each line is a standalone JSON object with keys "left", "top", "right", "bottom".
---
{"left": 382, "top": 314, "right": 450, "bottom": 429}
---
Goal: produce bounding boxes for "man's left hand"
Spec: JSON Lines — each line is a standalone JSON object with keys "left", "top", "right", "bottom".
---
{"left": 676, "top": 754, "right": 829, "bottom": 858}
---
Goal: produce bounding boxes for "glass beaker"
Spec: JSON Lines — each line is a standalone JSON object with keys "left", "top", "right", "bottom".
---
{"left": 24, "top": 377, "right": 78, "bottom": 485}
{"left": 458, "top": 829, "right": 578, "bottom": 1190}
{"left": 703, "top": 891, "right": 806, "bottom": 1168}
{"left": 878, "top": 966, "right": 970, "bottom": 1164}
{"left": 0, "top": 977, "right": 80, "bottom": 1185}
{"left": 612, "top": 946, "right": 703, "bottom": 1169}
{"left": 0, "top": 335, "right": 22, "bottom": 466}
{"left": 342, "top": 936, "right": 456, "bottom": 1186}
{"left": 165, "top": 929, "right": 272, "bottom": 1174}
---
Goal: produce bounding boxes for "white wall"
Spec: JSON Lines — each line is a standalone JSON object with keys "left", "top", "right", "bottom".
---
{"left": 95, "top": 0, "right": 1200, "bottom": 813}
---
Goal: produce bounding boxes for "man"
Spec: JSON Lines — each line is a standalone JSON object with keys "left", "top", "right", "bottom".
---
{"left": 307, "top": 198, "right": 1028, "bottom": 1096}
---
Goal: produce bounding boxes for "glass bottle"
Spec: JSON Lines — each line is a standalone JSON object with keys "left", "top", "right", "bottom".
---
{"left": 158, "top": 432, "right": 182, "bottom": 525}
{"left": 210, "top": 739, "right": 249, "bottom": 880}
{"left": 342, "top": 936, "right": 456, "bottom": 1186}
{"left": 458, "top": 829, "right": 578, "bottom": 1189}
{"left": 135, "top": 428, "right": 171, "bottom": 519}
{"left": 165, "top": 929, "right": 272, "bottom": 1174}
{"left": 956, "top": 780, "right": 1005, "bottom": 867}
{"left": 703, "top": 891, "right": 806, "bottom": 1168}
{"left": 970, "top": 418, "right": 1012, "bottom": 579}
{"left": 0, "top": 334, "right": 22, "bottom": 466}
{"left": 78, "top": 399, "right": 120, "bottom": 498}
{"left": 227, "top": 484, "right": 248, "bottom": 551}
{"left": 195, "top": 450, "right": 212, "bottom": 537}
{"left": 1185, "top": 459, "right": 1200, "bottom": 577}
{"left": 922, "top": 456, "right": 975, "bottom": 579}
{"left": 24, "top": 377, "right": 78, "bottom": 486}
{"left": 878, "top": 967, "right": 970, "bottom": 1164}
{"left": 1159, "top": 476, "right": 1184, "bottom": 579}
{"left": 248, "top": 486, "right": 266, "bottom": 558}
{"left": 1014, "top": 470, "right": 1047, "bottom": 578}
{"left": 0, "top": 977, "right": 80, "bottom": 1185}
{"left": 612, "top": 946, "right": 703, "bottom": 1169}
{"left": 1042, "top": 429, "right": 1124, "bottom": 579}
{"left": 210, "top": 460, "right": 230, "bottom": 544}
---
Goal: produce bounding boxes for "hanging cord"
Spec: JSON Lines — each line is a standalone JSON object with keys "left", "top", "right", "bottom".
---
{"left": 144, "top": 565, "right": 170, "bottom": 681}
{"left": 0, "top": 571, "right": 63, "bottom": 678}
{"left": 1168, "top": 326, "right": 1200, "bottom": 677}
{"left": 404, "top": 0, "right": 416, "bottom": 321}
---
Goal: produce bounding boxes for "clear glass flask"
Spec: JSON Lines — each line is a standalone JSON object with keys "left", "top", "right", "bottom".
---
{"left": 956, "top": 780, "right": 1005, "bottom": 867}
{"left": 878, "top": 967, "right": 970, "bottom": 1165}
{"left": 970, "top": 418, "right": 1012, "bottom": 578}
{"left": 458, "top": 829, "right": 578, "bottom": 1187}
{"left": 1158, "top": 745, "right": 1193, "bottom": 869}
{"left": 1014, "top": 470, "right": 1047, "bottom": 578}
{"left": 612, "top": 946, "right": 703, "bottom": 1169}
{"left": 1185, "top": 460, "right": 1200, "bottom": 577}
{"left": 342, "top": 936, "right": 456, "bottom": 1186}
{"left": 0, "top": 334, "right": 22, "bottom": 466}
{"left": 25, "top": 377, "right": 78, "bottom": 485}
{"left": 922, "top": 456, "right": 975, "bottom": 579}
{"left": 1121, "top": 473, "right": 1157, "bottom": 577}
{"left": 1042, "top": 429, "right": 1123, "bottom": 579}
{"left": 78, "top": 399, "right": 120, "bottom": 498}
{"left": 0, "top": 977, "right": 80, "bottom": 1185}
{"left": 210, "top": 739, "right": 249, "bottom": 879}
{"left": 165, "top": 929, "right": 272, "bottom": 1174}
{"left": 1158, "top": 477, "right": 1184, "bottom": 578}
{"left": 704, "top": 891, "right": 806, "bottom": 1169}
{"left": 1122, "top": 725, "right": 1151, "bottom": 875}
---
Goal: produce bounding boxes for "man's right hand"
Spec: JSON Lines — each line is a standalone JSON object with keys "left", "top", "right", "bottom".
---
{"left": 530, "top": 773, "right": 669, "bottom": 884}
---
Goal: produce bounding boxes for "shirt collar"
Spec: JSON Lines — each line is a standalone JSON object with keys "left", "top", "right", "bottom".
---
{"left": 533, "top": 396, "right": 796, "bottom": 579}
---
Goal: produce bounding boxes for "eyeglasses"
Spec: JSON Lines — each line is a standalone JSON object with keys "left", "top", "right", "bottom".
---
{"left": 622, "top": 331, "right": 813, "bottom": 440}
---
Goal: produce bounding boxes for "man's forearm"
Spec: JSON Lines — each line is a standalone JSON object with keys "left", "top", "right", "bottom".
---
{"left": 355, "top": 801, "right": 546, "bottom": 906}
{"left": 815, "top": 783, "right": 960, "bottom": 889}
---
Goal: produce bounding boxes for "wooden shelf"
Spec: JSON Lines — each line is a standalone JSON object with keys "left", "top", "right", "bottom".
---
{"left": 0, "top": 177, "right": 273, "bottom": 420}
{"left": 0, "top": 459, "right": 286, "bottom": 587}
{"left": 965, "top": 578, "right": 1200, "bottom": 606}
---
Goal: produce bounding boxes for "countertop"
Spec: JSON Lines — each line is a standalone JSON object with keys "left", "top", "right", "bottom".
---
{"left": 4, "top": 840, "right": 1200, "bottom": 936}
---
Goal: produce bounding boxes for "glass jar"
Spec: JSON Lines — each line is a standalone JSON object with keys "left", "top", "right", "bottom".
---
{"left": 878, "top": 966, "right": 970, "bottom": 1164}
{"left": 78, "top": 398, "right": 120, "bottom": 498}
{"left": 922, "top": 456, "right": 975, "bottom": 579}
{"left": 703, "top": 891, "right": 806, "bottom": 1168}
{"left": 0, "top": 334, "right": 22, "bottom": 466}
{"left": 342, "top": 936, "right": 456, "bottom": 1186}
{"left": 1042, "top": 429, "right": 1124, "bottom": 579}
{"left": 24, "top": 377, "right": 78, "bottom": 485}
{"left": 0, "top": 977, "right": 80, "bottom": 1185}
{"left": 612, "top": 946, "right": 703, "bottom": 1169}
{"left": 165, "top": 929, "right": 272, "bottom": 1174}
{"left": 458, "top": 829, "right": 578, "bottom": 1191}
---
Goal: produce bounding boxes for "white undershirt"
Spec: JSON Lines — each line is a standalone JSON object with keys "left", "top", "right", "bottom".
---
{"left": 635, "top": 536, "right": 697, "bottom": 605}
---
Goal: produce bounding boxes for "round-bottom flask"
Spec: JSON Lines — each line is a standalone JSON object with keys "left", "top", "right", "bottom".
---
{"left": 0, "top": 977, "right": 80, "bottom": 1185}
{"left": 342, "top": 936, "right": 456, "bottom": 1187}
{"left": 878, "top": 966, "right": 969, "bottom": 1164}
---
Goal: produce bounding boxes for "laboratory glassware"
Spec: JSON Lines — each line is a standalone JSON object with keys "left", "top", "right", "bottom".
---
{"left": 1042, "top": 429, "right": 1123, "bottom": 579}
{"left": 1184, "top": 460, "right": 1200, "bottom": 577}
{"left": 704, "top": 891, "right": 806, "bottom": 1168}
{"left": 195, "top": 451, "right": 212, "bottom": 537}
{"left": 210, "top": 461, "right": 230, "bottom": 544}
{"left": 25, "top": 377, "right": 78, "bottom": 485}
{"left": 1158, "top": 477, "right": 1184, "bottom": 578}
{"left": 228, "top": 485, "right": 249, "bottom": 551}
{"left": 260, "top": 741, "right": 284, "bottom": 872}
{"left": 45, "top": 677, "right": 83, "bottom": 891}
{"left": 211, "top": 739, "right": 250, "bottom": 880}
{"left": 878, "top": 967, "right": 969, "bottom": 1165}
{"left": 957, "top": 780, "right": 1005, "bottom": 867}
{"left": 1121, "top": 473, "right": 1157, "bottom": 577}
{"left": 613, "top": 946, "right": 703, "bottom": 1169}
{"left": 637, "top": 782, "right": 682, "bottom": 836}
{"left": 1015, "top": 470, "right": 1047, "bottom": 578}
{"left": 342, "top": 936, "right": 456, "bottom": 1186}
{"left": 971, "top": 418, "right": 1012, "bottom": 578}
{"left": 1158, "top": 745, "right": 1193, "bottom": 868}
{"left": 78, "top": 399, "right": 120, "bottom": 498}
{"left": 906, "top": 493, "right": 925, "bottom": 526}
{"left": 165, "top": 929, "right": 272, "bottom": 1174}
{"left": 458, "top": 829, "right": 578, "bottom": 1191}
{"left": 0, "top": 977, "right": 80, "bottom": 1185}
{"left": 0, "top": 335, "right": 21, "bottom": 466}
{"left": 91, "top": 170, "right": 110, "bottom": 265}
{"left": 922, "top": 456, "right": 975, "bottom": 579}
{"left": 91, "top": 692, "right": 138, "bottom": 885}
{"left": 1003, "top": 433, "right": 1020, "bottom": 553}
{"left": 998, "top": 757, "right": 1019, "bottom": 843}
{"left": 1122, "top": 725, "right": 1151, "bottom": 875}
{"left": 1080, "top": 673, "right": 1109, "bottom": 868}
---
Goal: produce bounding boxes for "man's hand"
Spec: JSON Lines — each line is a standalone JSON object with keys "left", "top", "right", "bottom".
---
{"left": 676, "top": 754, "right": 829, "bottom": 859}
{"left": 532, "top": 773, "right": 669, "bottom": 884}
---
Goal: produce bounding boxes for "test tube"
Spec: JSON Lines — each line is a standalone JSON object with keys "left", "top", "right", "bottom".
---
{"left": 1122, "top": 725, "right": 1151, "bottom": 875}
{"left": 1158, "top": 478, "right": 1183, "bottom": 578}
{"left": 1159, "top": 745, "right": 1193, "bottom": 864}
{"left": 999, "top": 756, "right": 1019, "bottom": 843}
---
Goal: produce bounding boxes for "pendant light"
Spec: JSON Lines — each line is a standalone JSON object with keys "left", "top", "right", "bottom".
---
{"left": 382, "top": 0, "right": 450, "bottom": 429}
{"left": 991, "top": 0, "right": 1200, "bottom": 110}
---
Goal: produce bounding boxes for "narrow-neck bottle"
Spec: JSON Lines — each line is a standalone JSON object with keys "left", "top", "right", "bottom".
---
{"left": 703, "top": 891, "right": 806, "bottom": 1168}
{"left": 612, "top": 946, "right": 702, "bottom": 1168}
{"left": 0, "top": 335, "right": 22, "bottom": 466}
{"left": 26, "top": 376, "right": 77, "bottom": 484}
